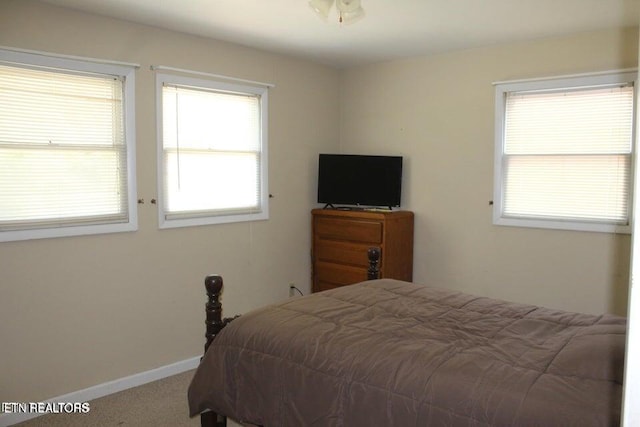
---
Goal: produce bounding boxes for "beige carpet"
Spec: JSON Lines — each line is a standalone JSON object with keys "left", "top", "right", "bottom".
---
{"left": 14, "top": 369, "right": 232, "bottom": 427}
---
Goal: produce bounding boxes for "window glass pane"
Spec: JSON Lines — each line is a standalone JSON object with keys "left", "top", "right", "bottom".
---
{"left": 0, "top": 64, "right": 124, "bottom": 147}
{"left": 162, "top": 85, "right": 260, "bottom": 152}
{"left": 159, "top": 76, "right": 267, "bottom": 225}
{"left": 505, "top": 86, "right": 633, "bottom": 155}
{"left": 0, "top": 147, "right": 126, "bottom": 223}
{"left": 503, "top": 154, "right": 630, "bottom": 223}
{"left": 0, "top": 57, "right": 131, "bottom": 236}
{"left": 164, "top": 151, "right": 260, "bottom": 214}
{"left": 494, "top": 72, "right": 635, "bottom": 232}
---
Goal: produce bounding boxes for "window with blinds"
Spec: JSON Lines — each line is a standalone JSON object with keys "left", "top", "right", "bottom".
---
{"left": 0, "top": 49, "right": 137, "bottom": 242}
{"left": 156, "top": 74, "right": 268, "bottom": 228}
{"left": 493, "top": 71, "right": 636, "bottom": 233}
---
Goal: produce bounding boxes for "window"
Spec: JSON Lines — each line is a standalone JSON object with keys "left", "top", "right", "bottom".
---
{"left": 0, "top": 49, "right": 137, "bottom": 242}
{"left": 493, "top": 71, "right": 636, "bottom": 233}
{"left": 156, "top": 73, "right": 268, "bottom": 228}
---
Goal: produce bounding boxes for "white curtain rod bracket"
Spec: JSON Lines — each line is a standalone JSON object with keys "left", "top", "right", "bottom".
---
{"left": 150, "top": 65, "right": 275, "bottom": 88}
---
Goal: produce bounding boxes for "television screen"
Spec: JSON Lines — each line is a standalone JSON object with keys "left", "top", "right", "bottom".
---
{"left": 317, "top": 154, "right": 403, "bottom": 208}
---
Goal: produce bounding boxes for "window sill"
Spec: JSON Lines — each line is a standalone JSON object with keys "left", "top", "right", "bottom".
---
{"left": 493, "top": 215, "right": 630, "bottom": 234}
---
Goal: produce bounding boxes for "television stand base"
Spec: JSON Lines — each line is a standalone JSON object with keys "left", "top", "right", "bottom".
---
{"left": 322, "top": 204, "right": 394, "bottom": 211}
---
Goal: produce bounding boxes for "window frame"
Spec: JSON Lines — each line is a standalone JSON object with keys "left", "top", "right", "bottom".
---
{"left": 493, "top": 70, "right": 637, "bottom": 234}
{"left": 155, "top": 73, "right": 269, "bottom": 229}
{"left": 0, "top": 48, "right": 138, "bottom": 242}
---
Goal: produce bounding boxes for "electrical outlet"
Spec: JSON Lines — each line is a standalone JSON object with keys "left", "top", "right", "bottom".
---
{"left": 289, "top": 282, "right": 296, "bottom": 298}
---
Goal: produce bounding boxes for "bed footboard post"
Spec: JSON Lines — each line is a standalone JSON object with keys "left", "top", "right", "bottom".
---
{"left": 204, "top": 275, "right": 225, "bottom": 354}
{"left": 367, "top": 247, "right": 381, "bottom": 280}
{"left": 202, "top": 275, "right": 228, "bottom": 427}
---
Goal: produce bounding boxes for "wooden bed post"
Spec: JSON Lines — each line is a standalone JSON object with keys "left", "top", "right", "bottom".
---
{"left": 204, "top": 275, "right": 225, "bottom": 354}
{"left": 367, "top": 247, "right": 381, "bottom": 280}
{"left": 202, "top": 275, "right": 227, "bottom": 427}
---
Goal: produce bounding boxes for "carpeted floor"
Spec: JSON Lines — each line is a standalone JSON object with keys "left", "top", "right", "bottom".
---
{"left": 14, "top": 370, "right": 242, "bottom": 427}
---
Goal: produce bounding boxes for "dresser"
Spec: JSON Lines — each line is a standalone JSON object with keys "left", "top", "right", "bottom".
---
{"left": 311, "top": 208, "right": 414, "bottom": 293}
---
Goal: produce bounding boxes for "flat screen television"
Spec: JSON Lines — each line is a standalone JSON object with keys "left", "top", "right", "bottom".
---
{"left": 317, "top": 154, "right": 403, "bottom": 209}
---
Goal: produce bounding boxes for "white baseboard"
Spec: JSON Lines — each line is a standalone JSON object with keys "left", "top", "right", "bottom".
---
{"left": 0, "top": 356, "right": 201, "bottom": 427}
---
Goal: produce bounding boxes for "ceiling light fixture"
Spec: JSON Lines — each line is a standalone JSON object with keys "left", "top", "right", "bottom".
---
{"left": 309, "top": 0, "right": 365, "bottom": 25}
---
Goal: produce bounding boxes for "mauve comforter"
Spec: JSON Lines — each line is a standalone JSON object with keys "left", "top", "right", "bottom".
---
{"left": 188, "top": 279, "right": 625, "bottom": 426}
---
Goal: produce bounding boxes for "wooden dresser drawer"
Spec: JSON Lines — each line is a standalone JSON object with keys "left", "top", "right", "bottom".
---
{"left": 315, "top": 217, "right": 382, "bottom": 244}
{"left": 315, "top": 241, "right": 371, "bottom": 267}
{"left": 315, "top": 262, "right": 368, "bottom": 286}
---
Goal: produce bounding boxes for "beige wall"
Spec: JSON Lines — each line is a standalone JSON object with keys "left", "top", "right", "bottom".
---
{"left": 0, "top": 0, "right": 340, "bottom": 402}
{"left": 340, "top": 27, "right": 638, "bottom": 317}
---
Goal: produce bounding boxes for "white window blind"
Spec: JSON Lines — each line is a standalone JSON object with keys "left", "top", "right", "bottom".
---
{"left": 157, "top": 74, "right": 268, "bottom": 228}
{"left": 0, "top": 49, "right": 137, "bottom": 241}
{"left": 494, "top": 71, "right": 636, "bottom": 233}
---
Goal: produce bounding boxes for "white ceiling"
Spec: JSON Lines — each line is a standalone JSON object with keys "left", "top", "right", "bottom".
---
{"left": 40, "top": 0, "right": 640, "bottom": 68}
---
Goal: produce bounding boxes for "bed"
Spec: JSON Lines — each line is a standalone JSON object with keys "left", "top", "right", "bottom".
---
{"left": 188, "top": 248, "right": 626, "bottom": 426}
